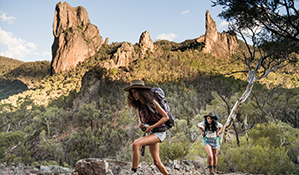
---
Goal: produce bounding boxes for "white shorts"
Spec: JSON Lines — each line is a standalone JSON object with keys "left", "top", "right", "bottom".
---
{"left": 150, "top": 131, "right": 166, "bottom": 142}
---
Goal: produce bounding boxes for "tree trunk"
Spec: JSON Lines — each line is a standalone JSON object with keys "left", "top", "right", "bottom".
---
{"left": 233, "top": 123, "right": 240, "bottom": 147}
{"left": 244, "top": 115, "right": 249, "bottom": 142}
{"left": 220, "top": 80, "right": 254, "bottom": 143}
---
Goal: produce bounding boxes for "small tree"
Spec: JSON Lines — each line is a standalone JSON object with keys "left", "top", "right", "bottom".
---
{"left": 212, "top": 0, "right": 299, "bottom": 142}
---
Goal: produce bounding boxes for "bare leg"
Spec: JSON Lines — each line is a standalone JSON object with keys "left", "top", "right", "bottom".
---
{"left": 212, "top": 148, "right": 218, "bottom": 166}
{"left": 204, "top": 144, "right": 214, "bottom": 166}
{"left": 149, "top": 142, "right": 168, "bottom": 175}
{"left": 132, "top": 134, "right": 161, "bottom": 169}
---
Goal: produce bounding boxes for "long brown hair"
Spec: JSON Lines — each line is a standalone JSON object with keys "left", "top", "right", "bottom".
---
{"left": 127, "top": 88, "right": 154, "bottom": 109}
{"left": 204, "top": 118, "right": 218, "bottom": 132}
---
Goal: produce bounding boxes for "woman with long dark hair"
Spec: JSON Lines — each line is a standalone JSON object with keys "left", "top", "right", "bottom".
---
{"left": 124, "top": 80, "right": 169, "bottom": 175}
{"left": 197, "top": 112, "right": 223, "bottom": 175}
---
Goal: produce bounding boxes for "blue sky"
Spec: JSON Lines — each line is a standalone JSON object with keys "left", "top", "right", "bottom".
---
{"left": 0, "top": 0, "right": 228, "bottom": 62}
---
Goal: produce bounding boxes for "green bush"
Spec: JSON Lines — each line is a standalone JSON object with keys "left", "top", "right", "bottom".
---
{"left": 219, "top": 144, "right": 294, "bottom": 174}
{"left": 187, "top": 141, "right": 206, "bottom": 159}
{"left": 0, "top": 131, "right": 25, "bottom": 160}
{"left": 160, "top": 132, "right": 190, "bottom": 161}
{"left": 218, "top": 122, "right": 299, "bottom": 174}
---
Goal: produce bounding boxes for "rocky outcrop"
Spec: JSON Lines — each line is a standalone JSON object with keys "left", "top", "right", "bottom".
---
{"left": 50, "top": 1, "right": 103, "bottom": 75}
{"left": 227, "top": 31, "right": 238, "bottom": 54}
{"left": 72, "top": 158, "right": 248, "bottom": 175}
{"left": 199, "top": 10, "right": 238, "bottom": 59}
{"left": 71, "top": 41, "right": 135, "bottom": 112}
{"left": 104, "top": 37, "right": 109, "bottom": 45}
{"left": 74, "top": 158, "right": 130, "bottom": 175}
{"left": 0, "top": 163, "right": 73, "bottom": 175}
{"left": 72, "top": 69, "right": 103, "bottom": 112}
{"left": 112, "top": 42, "right": 135, "bottom": 67}
{"left": 73, "top": 158, "right": 206, "bottom": 175}
{"left": 0, "top": 159, "right": 248, "bottom": 175}
{"left": 108, "top": 31, "right": 154, "bottom": 68}
{"left": 139, "top": 31, "right": 154, "bottom": 56}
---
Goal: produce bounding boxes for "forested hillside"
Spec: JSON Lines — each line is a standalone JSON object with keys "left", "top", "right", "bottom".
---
{"left": 0, "top": 40, "right": 298, "bottom": 174}
{"left": 0, "top": 58, "right": 50, "bottom": 101}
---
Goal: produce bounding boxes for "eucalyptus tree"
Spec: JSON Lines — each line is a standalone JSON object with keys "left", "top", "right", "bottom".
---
{"left": 211, "top": 0, "right": 299, "bottom": 142}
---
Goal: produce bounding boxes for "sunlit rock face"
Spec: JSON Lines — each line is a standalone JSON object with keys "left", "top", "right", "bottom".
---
{"left": 199, "top": 10, "right": 238, "bottom": 59}
{"left": 139, "top": 30, "right": 154, "bottom": 56}
{"left": 50, "top": 2, "right": 103, "bottom": 75}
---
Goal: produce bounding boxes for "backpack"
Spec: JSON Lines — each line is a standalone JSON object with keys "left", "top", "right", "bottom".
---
{"left": 151, "top": 87, "right": 175, "bottom": 129}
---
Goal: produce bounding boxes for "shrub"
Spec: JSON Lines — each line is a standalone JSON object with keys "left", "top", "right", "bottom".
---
{"left": 218, "top": 122, "right": 299, "bottom": 174}
{"left": 160, "top": 132, "right": 190, "bottom": 161}
{"left": 0, "top": 131, "right": 25, "bottom": 161}
{"left": 187, "top": 140, "right": 206, "bottom": 159}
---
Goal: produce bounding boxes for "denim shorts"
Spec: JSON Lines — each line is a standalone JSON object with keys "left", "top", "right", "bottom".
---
{"left": 203, "top": 137, "right": 220, "bottom": 149}
{"left": 150, "top": 131, "right": 166, "bottom": 142}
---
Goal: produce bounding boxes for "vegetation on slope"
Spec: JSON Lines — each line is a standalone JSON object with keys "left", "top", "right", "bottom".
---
{"left": 0, "top": 56, "right": 24, "bottom": 76}
{"left": 0, "top": 40, "right": 298, "bottom": 174}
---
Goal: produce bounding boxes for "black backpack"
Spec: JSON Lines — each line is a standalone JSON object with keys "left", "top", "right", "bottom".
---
{"left": 150, "top": 87, "right": 175, "bottom": 129}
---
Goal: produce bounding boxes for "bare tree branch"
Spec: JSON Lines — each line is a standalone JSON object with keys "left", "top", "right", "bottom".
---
{"left": 5, "top": 130, "right": 36, "bottom": 155}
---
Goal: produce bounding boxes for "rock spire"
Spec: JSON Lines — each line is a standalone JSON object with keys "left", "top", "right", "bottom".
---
{"left": 199, "top": 10, "right": 238, "bottom": 59}
{"left": 139, "top": 30, "right": 154, "bottom": 56}
{"left": 50, "top": 1, "right": 103, "bottom": 75}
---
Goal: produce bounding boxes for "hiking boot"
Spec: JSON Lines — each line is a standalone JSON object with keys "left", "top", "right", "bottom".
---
{"left": 131, "top": 167, "right": 138, "bottom": 175}
{"left": 213, "top": 165, "right": 217, "bottom": 174}
{"left": 208, "top": 165, "right": 214, "bottom": 175}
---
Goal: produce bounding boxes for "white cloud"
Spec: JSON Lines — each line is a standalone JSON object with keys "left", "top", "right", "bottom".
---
{"left": 156, "top": 33, "right": 179, "bottom": 41}
{"left": 0, "top": 13, "right": 16, "bottom": 24}
{"left": 218, "top": 20, "right": 229, "bottom": 30}
{"left": 0, "top": 27, "right": 37, "bottom": 60}
{"left": 181, "top": 10, "right": 189, "bottom": 15}
{"left": 42, "top": 51, "right": 51, "bottom": 56}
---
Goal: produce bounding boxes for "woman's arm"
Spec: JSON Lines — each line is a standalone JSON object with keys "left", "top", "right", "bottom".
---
{"left": 217, "top": 127, "right": 222, "bottom": 136}
{"left": 197, "top": 122, "right": 206, "bottom": 136}
{"left": 137, "top": 109, "right": 143, "bottom": 129}
{"left": 144, "top": 99, "right": 169, "bottom": 133}
{"left": 197, "top": 126, "right": 205, "bottom": 136}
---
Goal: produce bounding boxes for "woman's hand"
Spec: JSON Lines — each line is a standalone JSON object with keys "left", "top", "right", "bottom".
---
{"left": 216, "top": 132, "right": 220, "bottom": 137}
{"left": 139, "top": 122, "right": 144, "bottom": 129}
{"left": 144, "top": 125, "right": 153, "bottom": 133}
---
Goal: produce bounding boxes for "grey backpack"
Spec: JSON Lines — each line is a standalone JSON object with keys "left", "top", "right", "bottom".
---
{"left": 151, "top": 87, "right": 175, "bottom": 129}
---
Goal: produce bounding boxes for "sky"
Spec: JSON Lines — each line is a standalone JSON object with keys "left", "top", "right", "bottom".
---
{"left": 0, "top": 0, "right": 229, "bottom": 62}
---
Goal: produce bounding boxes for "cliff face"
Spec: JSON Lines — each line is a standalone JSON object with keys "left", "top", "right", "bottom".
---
{"left": 50, "top": 1, "right": 103, "bottom": 75}
{"left": 50, "top": 4, "right": 237, "bottom": 76}
{"left": 199, "top": 10, "right": 238, "bottom": 59}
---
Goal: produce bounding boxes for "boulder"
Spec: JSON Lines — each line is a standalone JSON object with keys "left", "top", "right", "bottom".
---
{"left": 50, "top": 2, "right": 103, "bottom": 75}
{"left": 74, "top": 158, "right": 130, "bottom": 175}
{"left": 75, "top": 158, "right": 108, "bottom": 175}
